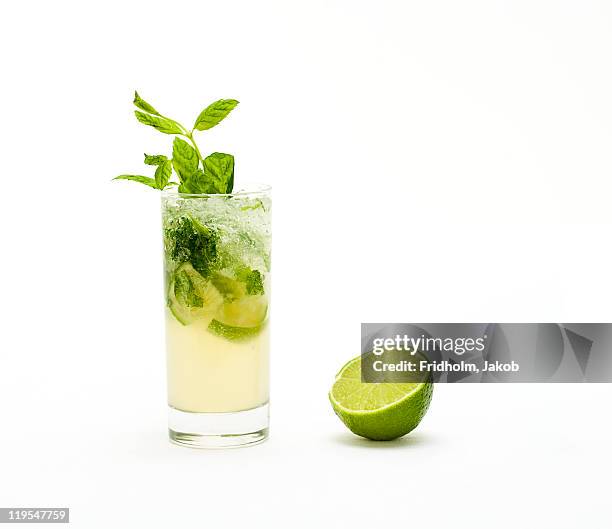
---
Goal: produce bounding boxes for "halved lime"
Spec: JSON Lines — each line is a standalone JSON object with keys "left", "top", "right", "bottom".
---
{"left": 208, "top": 295, "right": 268, "bottom": 341}
{"left": 329, "top": 355, "right": 433, "bottom": 441}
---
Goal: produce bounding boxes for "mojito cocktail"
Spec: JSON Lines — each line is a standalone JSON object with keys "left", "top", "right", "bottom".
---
{"left": 162, "top": 187, "right": 271, "bottom": 447}
{"left": 114, "top": 92, "right": 270, "bottom": 447}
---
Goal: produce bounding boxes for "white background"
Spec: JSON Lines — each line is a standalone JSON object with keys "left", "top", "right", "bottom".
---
{"left": 1, "top": 0, "right": 611, "bottom": 527}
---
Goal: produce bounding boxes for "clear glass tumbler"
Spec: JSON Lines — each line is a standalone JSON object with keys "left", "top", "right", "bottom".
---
{"left": 161, "top": 185, "right": 271, "bottom": 448}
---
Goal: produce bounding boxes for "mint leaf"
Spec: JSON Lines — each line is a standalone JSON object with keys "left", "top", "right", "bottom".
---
{"left": 133, "top": 91, "right": 161, "bottom": 116}
{"left": 135, "top": 111, "right": 184, "bottom": 135}
{"left": 114, "top": 174, "right": 159, "bottom": 189}
{"left": 178, "top": 169, "right": 206, "bottom": 193}
{"left": 235, "top": 267, "right": 264, "bottom": 295}
{"left": 177, "top": 181, "right": 191, "bottom": 193}
{"left": 164, "top": 181, "right": 179, "bottom": 188}
{"left": 144, "top": 153, "right": 168, "bottom": 166}
{"left": 164, "top": 216, "right": 219, "bottom": 277}
{"left": 193, "top": 99, "right": 239, "bottom": 131}
{"left": 202, "top": 152, "right": 234, "bottom": 194}
{"left": 245, "top": 269, "right": 264, "bottom": 295}
{"left": 172, "top": 137, "right": 199, "bottom": 182}
{"left": 155, "top": 159, "right": 172, "bottom": 189}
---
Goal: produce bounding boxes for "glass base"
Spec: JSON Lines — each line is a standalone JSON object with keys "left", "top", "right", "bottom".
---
{"left": 168, "top": 403, "right": 269, "bottom": 449}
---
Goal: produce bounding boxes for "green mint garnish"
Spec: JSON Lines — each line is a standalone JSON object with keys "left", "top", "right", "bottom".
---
{"left": 114, "top": 91, "right": 239, "bottom": 192}
{"left": 133, "top": 91, "right": 161, "bottom": 116}
{"left": 172, "top": 137, "right": 199, "bottom": 183}
{"left": 114, "top": 174, "right": 159, "bottom": 189}
{"left": 193, "top": 99, "right": 240, "bottom": 131}
{"left": 177, "top": 169, "right": 207, "bottom": 194}
{"left": 154, "top": 160, "right": 173, "bottom": 189}
{"left": 144, "top": 154, "right": 168, "bottom": 166}
{"left": 134, "top": 111, "right": 184, "bottom": 135}
{"left": 201, "top": 152, "right": 234, "bottom": 194}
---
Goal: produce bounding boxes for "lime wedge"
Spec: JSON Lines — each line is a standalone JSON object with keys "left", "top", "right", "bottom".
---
{"left": 168, "top": 263, "right": 223, "bottom": 325}
{"left": 211, "top": 271, "right": 247, "bottom": 300}
{"left": 216, "top": 295, "right": 267, "bottom": 327}
{"left": 208, "top": 319, "right": 266, "bottom": 341}
{"left": 208, "top": 295, "right": 268, "bottom": 341}
{"left": 329, "top": 355, "right": 433, "bottom": 441}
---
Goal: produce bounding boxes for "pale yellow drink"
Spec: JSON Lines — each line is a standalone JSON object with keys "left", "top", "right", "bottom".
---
{"left": 166, "top": 313, "right": 269, "bottom": 412}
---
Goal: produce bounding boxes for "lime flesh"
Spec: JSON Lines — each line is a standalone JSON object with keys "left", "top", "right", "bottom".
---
{"left": 168, "top": 264, "right": 223, "bottom": 326}
{"left": 208, "top": 294, "right": 268, "bottom": 341}
{"left": 329, "top": 356, "right": 433, "bottom": 441}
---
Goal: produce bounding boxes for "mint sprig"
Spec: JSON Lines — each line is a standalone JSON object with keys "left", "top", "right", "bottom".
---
{"left": 114, "top": 91, "right": 239, "bottom": 193}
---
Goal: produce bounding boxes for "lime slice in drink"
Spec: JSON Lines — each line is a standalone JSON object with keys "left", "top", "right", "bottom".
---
{"left": 168, "top": 263, "right": 224, "bottom": 325}
{"left": 329, "top": 355, "right": 433, "bottom": 441}
{"left": 208, "top": 295, "right": 268, "bottom": 341}
{"left": 211, "top": 271, "right": 247, "bottom": 300}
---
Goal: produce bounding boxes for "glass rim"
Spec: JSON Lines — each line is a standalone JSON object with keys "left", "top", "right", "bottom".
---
{"left": 161, "top": 182, "right": 271, "bottom": 199}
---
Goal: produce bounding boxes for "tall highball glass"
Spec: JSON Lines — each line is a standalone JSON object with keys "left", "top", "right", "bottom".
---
{"left": 161, "top": 185, "right": 271, "bottom": 448}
